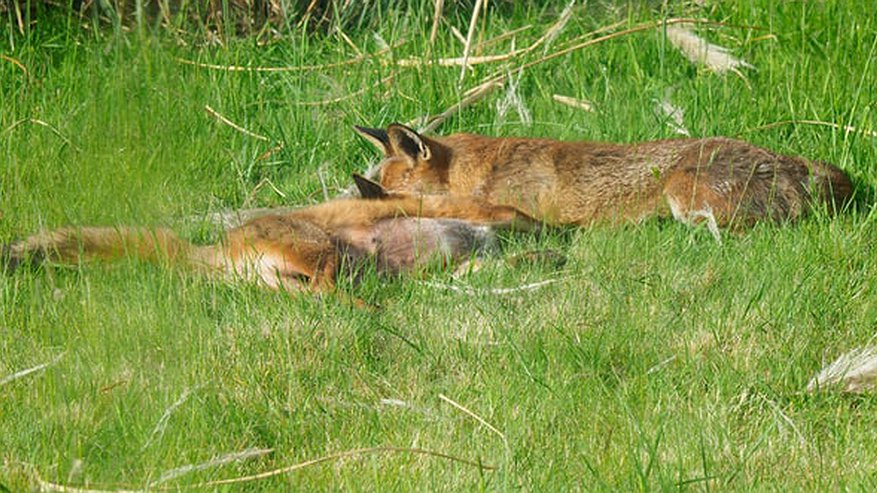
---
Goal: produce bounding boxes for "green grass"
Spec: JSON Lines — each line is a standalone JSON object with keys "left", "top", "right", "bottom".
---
{"left": 2, "top": 1, "right": 877, "bottom": 490}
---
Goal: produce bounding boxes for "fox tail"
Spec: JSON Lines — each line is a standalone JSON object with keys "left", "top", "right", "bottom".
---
{"left": 2, "top": 227, "right": 211, "bottom": 272}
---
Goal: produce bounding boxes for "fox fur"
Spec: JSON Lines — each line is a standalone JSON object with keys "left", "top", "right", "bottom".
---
{"left": 2, "top": 175, "right": 538, "bottom": 294}
{"left": 355, "top": 124, "right": 853, "bottom": 239}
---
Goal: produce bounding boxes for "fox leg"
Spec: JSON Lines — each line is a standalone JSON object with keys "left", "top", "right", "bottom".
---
{"left": 214, "top": 239, "right": 337, "bottom": 293}
{"left": 217, "top": 235, "right": 371, "bottom": 306}
{"left": 662, "top": 168, "right": 731, "bottom": 244}
{"left": 395, "top": 196, "right": 542, "bottom": 233}
{"left": 218, "top": 215, "right": 339, "bottom": 294}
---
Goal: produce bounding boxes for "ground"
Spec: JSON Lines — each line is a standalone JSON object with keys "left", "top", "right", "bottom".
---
{"left": 2, "top": 1, "right": 877, "bottom": 490}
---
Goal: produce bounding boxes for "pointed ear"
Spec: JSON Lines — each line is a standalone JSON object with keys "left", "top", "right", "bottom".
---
{"left": 352, "top": 173, "right": 389, "bottom": 199}
{"left": 387, "top": 123, "right": 432, "bottom": 162}
{"left": 353, "top": 126, "right": 390, "bottom": 154}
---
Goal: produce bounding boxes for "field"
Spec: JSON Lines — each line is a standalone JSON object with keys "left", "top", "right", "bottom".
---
{"left": 2, "top": 1, "right": 877, "bottom": 490}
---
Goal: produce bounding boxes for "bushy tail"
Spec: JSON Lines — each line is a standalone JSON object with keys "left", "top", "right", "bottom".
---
{"left": 1, "top": 224, "right": 341, "bottom": 295}
{"left": 2, "top": 227, "right": 208, "bottom": 272}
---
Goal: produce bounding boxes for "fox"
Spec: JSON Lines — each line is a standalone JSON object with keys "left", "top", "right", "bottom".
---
{"left": 1, "top": 175, "right": 538, "bottom": 295}
{"left": 354, "top": 124, "right": 854, "bottom": 240}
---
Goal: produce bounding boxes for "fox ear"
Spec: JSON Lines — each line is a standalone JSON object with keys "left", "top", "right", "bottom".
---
{"left": 352, "top": 173, "right": 389, "bottom": 199}
{"left": 387, "top": 123, "right": 431, "bottom": 163}
{"left": 353, "top": 126, "right": 391, "bottom": 154}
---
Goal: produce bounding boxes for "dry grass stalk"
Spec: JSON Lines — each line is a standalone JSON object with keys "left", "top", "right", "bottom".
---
{"left": 335, "top": 26, "right": 364, "bottom": 57}
{"left": 807, "top": 345, "right": 877, "bottom": 393}
{"left": 751, "top": 33, "right": 778, "bottom": 43}
{"left": 204, "top": 105, "right": 270, "bottom": 141}
{"left": 13, "top": 0, "right": 23, "bottom": 33}
{"left": 379, "top": 398, "right": 441, "bottom": 419}
{"left": 0, "top": 353, "right": 64, "bottom": 387}
{"left": 757, "top": 392, "right": 806, "bottom": 445}
{"left": 459, "top": 0, "right": 487, "bottom": 82}
{"left": 412, "top": 3, "right": 574, "bottom": 70}
{"left": 156, "top": 0, "right": 174, "bottom": 32}
{"left": 408, "top": 80, "right": 502, "bottom": 133}
{"left": 420, "top": 277, "right": 564, "bottom": 295}
{"left": 752, "top": 119, "right": 877, "bottom": 139}
{"left": 1, "top": 53, "right": 28, "bottom": 77}
{"left": 150, "top": 447, "right": 274, "bottom": 486}
{"left": 66, "top": 459, "right": 84, "bottom": 486}
{"left": 141, "top": 386, "right": 201, "bottom": 451}
{"left": 533, "top": 0, "right": 576, "bottom": 54}
{"left": 664, "top": 24, "right": 755, "bottom": 75}
{"left": 438, "top": 393, "right": 508, "bottom": 448}
{"left": 450, "top": 24, "right": 533, "bottom": 51}
{"left": 335, "top": 27, "right": 362, "bottom": 57}
{"left": 175, "top": 40, "right": 405, "bottom": 73}
{"left": 289, "top": 74, "right": 394, "bottom": 106}
{"left": 295, "top": 0, "right": 321, "bottom": 28}
{"left": 495, "top": 68, "right": 532, "bottom": 126}
{"left": 3, "top": 118, "right": 78, "bottom": 150}
{"left": 429, "top": 0, "right": 445, "bottom": 46}
{"left": 317, "top": 163, "right": 331, "bottom": 201}
{"left": 476, "top": 0, "right": 488, "bottom": 54}
{"left": 646, "top": 355, "right": 677, "bottom": 374}
{"left": 98, "top": 379, "right": 129, "bottom": 394}
{"left": 552, "top": 94, "right": 594, "bottom": 112}
{"left": 36, "top": 477, "right": 143, "bottom": 493}
{"left": 395, "top": 51, "right": 529, "bottom": 68}
{"left": 547, "top": 19, "right": 626, "bottom": 54}
{"left": 476, "top": 24, "right": 534, "bottom": 50}
{"left": 380, "top": 398, "right": 410, "bottom": 408}
{"left": 185, "top": 446, "right": 495, "bottom": 487}
{"left": 242, "top": 177, "right": 287, "bottom": 208}
{"left": 476, "top": 18, "right": 719, "bottom": 90}
{"left": 449, "top": 25, "right": 467, "bottom": 45}
{"left": 255, "top": 143, "right": 285, "bottom": 162}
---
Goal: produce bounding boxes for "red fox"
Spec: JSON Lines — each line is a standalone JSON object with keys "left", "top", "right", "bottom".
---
{"left": 355, "top": 124, "right": 854, "bottom": 240}
{"left": 2, "top": 175, "right": 538, "bottom": 294}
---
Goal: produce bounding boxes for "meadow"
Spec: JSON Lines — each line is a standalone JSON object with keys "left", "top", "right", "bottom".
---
{"left": 2, "top": 0, "right": 877, "bottom": 490}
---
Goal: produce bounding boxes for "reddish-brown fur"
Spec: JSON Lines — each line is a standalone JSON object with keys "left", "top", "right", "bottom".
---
{"left": 356, "top": 124, "right": 853, "bottom": 238}
{"left": 3, "top": 177, "right": 538, "bottom": 294}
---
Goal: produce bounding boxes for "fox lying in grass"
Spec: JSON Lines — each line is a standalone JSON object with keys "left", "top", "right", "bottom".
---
{"left": 2, "top": 175, "right": 538, "bottom": 295}
{"left": 355, "top": 124, "right": 854, "bottom": 240}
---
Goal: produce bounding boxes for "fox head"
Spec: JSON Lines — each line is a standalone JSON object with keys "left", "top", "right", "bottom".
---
{"left": 354, "top": 123, "right": 450, "bottom": 194}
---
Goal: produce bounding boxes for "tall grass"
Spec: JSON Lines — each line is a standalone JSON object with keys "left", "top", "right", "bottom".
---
{"left": 2, "top": 1, "right": 877, "bottom": 490}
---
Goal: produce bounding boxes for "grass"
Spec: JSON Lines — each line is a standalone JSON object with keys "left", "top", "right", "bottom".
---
{"left": 2, "top": 0, "right": 877, "bottom": 490}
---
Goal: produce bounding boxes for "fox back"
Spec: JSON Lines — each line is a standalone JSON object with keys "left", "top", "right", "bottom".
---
{"left": 355, "top": 124, "right": 853, "bottom": 234}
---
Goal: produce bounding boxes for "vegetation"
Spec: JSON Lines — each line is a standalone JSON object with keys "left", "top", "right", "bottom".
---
{"left": 2, "top": 1, "right": 876, "bottom": 490}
